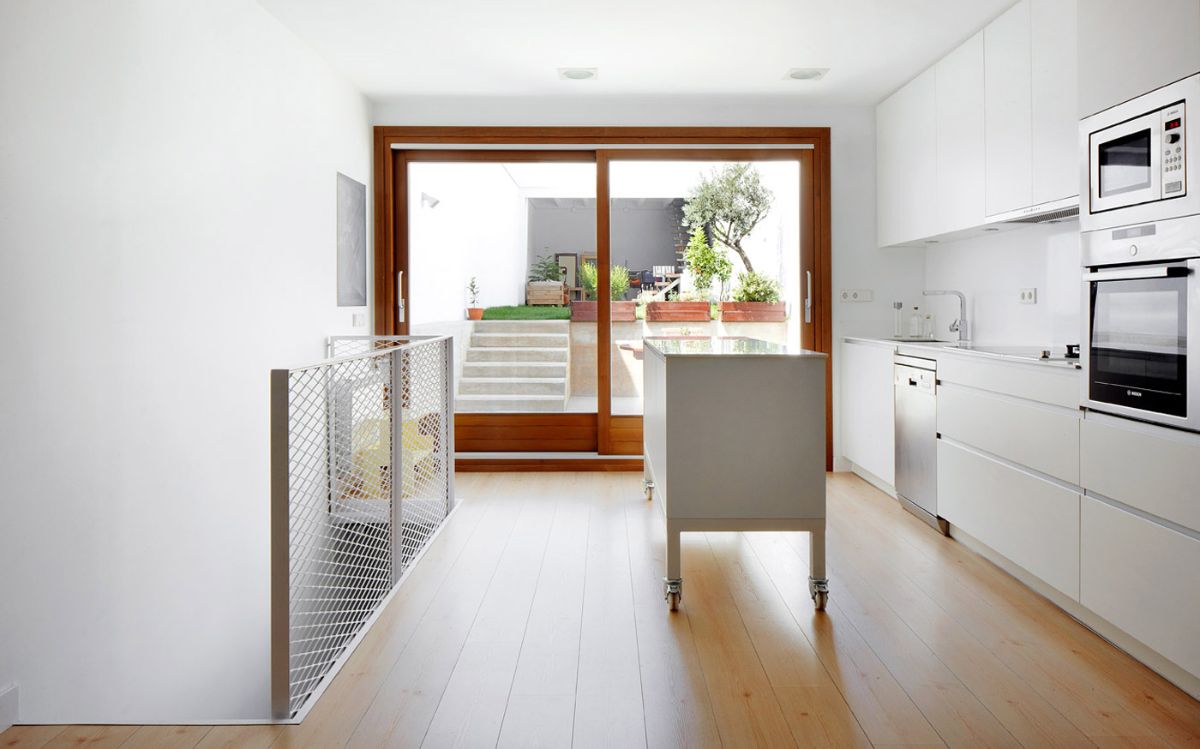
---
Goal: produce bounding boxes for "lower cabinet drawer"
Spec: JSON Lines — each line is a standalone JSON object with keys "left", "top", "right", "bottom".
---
{"left": 938, "top": 440, "right": 1080, "bottom": 599}
{"left": 1081, "top": 497, "right": 1200, "bottom": 679}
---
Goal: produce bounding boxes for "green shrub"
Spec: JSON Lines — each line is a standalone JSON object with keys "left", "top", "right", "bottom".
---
{"left": 529, "top": 254, "right": 564, "bottom": 282}
{"left": 580, "top": 262, "right": 630, "bottom": 301}
{"left": 683, "top": 227, "right": 732, "bottom": 295}
{"left": 732, "top": 271, "right": 781, "bottom": 303}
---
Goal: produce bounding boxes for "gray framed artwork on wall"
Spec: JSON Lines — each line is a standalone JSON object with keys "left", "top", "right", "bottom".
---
{"left": 336, "top": 172, "right": 367, "bottom": 307}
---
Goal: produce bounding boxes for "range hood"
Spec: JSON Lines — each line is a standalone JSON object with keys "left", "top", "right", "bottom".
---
{"left": 987, "top": 195, "right": 1080, "bottom": 225}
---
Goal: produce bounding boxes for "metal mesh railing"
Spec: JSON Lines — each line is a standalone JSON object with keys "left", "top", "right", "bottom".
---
{"left": 271, "top": 336, "right": 453, "bottom": 720}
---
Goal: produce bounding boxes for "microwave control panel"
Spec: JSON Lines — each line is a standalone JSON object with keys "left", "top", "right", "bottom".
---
{"left": 1162, "top": 102, "right": 1186, "bottom": 197}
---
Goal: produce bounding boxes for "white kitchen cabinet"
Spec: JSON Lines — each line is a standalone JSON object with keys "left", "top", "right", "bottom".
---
{"left": 1031, "top": 0, "right": 1079, "bottom": 205}
{"left": 840, "top": 340, "right": 896, "bottom": 487}
{"left": 1078, "top": 0, "right": 1200, "bottom": 118}
{"left": 1081, "top": 415, "right": 1200, "bottom": 533}
{"left": 876, "top": 69, "right": 937, "bottom": 247}
{"left": 939, "top": 440, "right": 1081, "bottom": 599}
{"left": 1081, "top": 497, "right": 1200, "bottom": 680}
{"left": 937, "top": 382, "right": 1080, "bottom": 485}
{"left": 935, "top": 32, "right": 986, "bottom": 233}
{"left": 985, "top": 0, "right": 1033, "bottom": 217}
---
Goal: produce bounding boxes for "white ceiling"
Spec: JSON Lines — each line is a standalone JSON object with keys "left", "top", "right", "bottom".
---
{"left": 259, "top": 0, "right": 1015, "bottom": 105}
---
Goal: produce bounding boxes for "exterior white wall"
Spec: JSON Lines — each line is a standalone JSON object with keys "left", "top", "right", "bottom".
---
{"left": 923, "top": 222, "right": 1082, "bottom": 346}
{"left": 408, "top": 163, "right": 527, "bottom": 322}
{"left": 0, "top": 0, "right": 371, "bottom": 723}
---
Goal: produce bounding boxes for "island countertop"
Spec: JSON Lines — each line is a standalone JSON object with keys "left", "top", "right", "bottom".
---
{"left": 644, "top": 336, "right": 828, "bottom": 359}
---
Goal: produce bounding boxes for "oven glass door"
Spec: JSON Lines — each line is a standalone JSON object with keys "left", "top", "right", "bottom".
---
{"left": 1090, "top": 274, "right": 1188, "bottom": 416}
{"left": 1090, "top": 112, "right": 1162, "bottom": 214}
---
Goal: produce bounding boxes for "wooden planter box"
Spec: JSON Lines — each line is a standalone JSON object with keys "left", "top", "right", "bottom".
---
{"left": 646, "top": 301, "right": 711, "bottom": 322}
{"left": 570, "top": 300, "right": 637, "bottom": 322}
{"left": 527, "top": 281, "right": 567, "bottom": 306}
{"left": 719, "top": 302, "right": 787, "bottom": 322}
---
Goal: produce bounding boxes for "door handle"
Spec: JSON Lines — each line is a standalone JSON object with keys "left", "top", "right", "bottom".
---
{"left": 804, "top": 270, "right": 813, "bottom": 324}
{"left": 396, "top": 271, "right": 405, "bottom": 324}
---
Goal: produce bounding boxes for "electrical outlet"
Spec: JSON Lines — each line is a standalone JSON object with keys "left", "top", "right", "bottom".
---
{"left": 352, "top": 312, "right": 367, "bottom": 327}
{"left": 839, "top": 288, "right": 874, "bottom": 303}
{"left": 1019, "top": 288, "right": 1038, "bottom": 305}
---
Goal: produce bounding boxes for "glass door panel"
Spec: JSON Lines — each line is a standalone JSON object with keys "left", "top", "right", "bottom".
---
{"left": 605, "top": 159, "right": 802, "bottom": 422}
{"left": 407, "top": 161, "right": 596, "bottom": 417}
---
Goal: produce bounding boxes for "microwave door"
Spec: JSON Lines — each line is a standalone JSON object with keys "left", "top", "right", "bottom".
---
{"left": 1090, "top": 114, "right": 1162, "bottom": 214}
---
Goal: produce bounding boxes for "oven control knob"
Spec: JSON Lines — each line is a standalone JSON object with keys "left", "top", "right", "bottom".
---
{"left": 1167, "top": 133, "right": 1182, "bottom": 144}
{"left": 1129, "top": 245, "right": 1139, "bottom": 256}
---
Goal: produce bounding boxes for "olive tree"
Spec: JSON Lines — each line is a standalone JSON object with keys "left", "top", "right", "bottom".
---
{"left": 681, "top": 163, "right": 773, "bottom": 275}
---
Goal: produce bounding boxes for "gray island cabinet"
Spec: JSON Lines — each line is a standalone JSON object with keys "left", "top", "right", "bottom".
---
{"left": 642, "top": 337, "right": 829, "bottom": 611}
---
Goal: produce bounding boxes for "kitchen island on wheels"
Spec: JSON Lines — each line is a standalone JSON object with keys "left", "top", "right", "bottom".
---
{"left": 642, "top": 336, "right": 829, "bottom": 611}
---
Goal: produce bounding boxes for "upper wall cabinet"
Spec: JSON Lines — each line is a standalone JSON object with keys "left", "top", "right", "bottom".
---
{"left": 1031, "top": 0, "right": 1079, "bottom": 204}
{"left": 985, "top": 0, "right": 1033, "bottom": 217}
{"left": 936, "top": 32, "right": 986, "bottom": 234}
{"left": 877, "top": 68, "right": 938, "bottom": 248}
{"left": 1078, "top": 0, "right": 1200, "bottom": 118}
{"left": 877, "top": 0, "right": 1079, "bottom": 247}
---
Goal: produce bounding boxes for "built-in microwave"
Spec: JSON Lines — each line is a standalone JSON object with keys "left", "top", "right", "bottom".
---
{"left": 1082, "top": 73, "right": 1200, "bottom": 232}
{"left": 1081, "top": 214, "right": 1200, "bottom": 432}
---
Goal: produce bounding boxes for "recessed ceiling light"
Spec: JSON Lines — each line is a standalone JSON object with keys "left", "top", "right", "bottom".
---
{"left": 785, "top": 67, "right": 829, "bottom": 81}
{"left": 558, "top": 67, "right": 598, "bottom": 81}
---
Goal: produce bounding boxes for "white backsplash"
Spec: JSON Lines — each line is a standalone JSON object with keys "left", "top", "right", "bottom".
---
{"left": 921, "top": 221, "right": 1082, "bottom": 347}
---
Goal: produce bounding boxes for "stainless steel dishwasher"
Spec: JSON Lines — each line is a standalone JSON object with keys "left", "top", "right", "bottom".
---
{"left": 894, "top": 355, "right": 947, "bottom": 535}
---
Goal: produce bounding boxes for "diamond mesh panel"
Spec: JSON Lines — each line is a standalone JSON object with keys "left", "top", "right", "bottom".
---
{"left": 277, "top": 337, "right": 451, "bottom": 718}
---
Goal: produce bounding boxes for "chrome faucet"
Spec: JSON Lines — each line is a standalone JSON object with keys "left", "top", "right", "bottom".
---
{"left": 923, "top": 290, "right": 969, "bottom": 343}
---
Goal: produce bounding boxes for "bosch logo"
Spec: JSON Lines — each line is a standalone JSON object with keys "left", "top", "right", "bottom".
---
{"left": 1127, "top": 390, "right": 1143, "bottom": 397}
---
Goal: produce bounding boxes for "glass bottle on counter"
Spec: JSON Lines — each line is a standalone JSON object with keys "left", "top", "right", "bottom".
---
{"left": 893, "top": 301, "right": 904, "bottom": 338}
{"left": 908, "top": 306, "right": 922, "bottom": 338}
{"left": 923, "top": 313, "right": 934, "bottom": 339}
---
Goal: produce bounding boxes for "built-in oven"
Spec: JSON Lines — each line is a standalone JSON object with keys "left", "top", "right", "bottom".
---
{"left": 1082, "top": 215, "right": 1200, "bottom": 432}
{"left": 1082, "top": 73, "right": 1199, "bottom": 232}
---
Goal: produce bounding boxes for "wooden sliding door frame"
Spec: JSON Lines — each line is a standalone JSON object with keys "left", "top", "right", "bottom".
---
{"left": 373, "top": 127, "right": 833, "bottom": 468}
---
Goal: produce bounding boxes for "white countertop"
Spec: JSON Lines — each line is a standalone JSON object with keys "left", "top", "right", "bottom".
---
{"left": 645, "top": 336, "right": 827, "bottom": 359}
{"left": 844, "top": 336, "right": 1081, "bottom": 370}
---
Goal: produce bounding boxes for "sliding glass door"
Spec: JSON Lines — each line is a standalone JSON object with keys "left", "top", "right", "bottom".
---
{"left": 388, "top": 144, "right": 823, "bottom": 458}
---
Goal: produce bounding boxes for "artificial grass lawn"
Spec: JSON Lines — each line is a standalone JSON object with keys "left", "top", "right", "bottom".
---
{"left": 481, "top": 305, "right": 571, "bottom": 320}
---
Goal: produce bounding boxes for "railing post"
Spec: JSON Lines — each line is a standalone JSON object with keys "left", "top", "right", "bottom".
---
{"left": 389, "top": 347, "right": 405, "bottom": 585}
{"left": 443, "top": 337, "right": 456, "bottom": 511}
{"left": 269, "top": 369, "right": 292, "bottom": 720}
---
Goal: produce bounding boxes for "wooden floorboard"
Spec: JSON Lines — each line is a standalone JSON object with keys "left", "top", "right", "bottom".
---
{"left": 5, "top": 472, "right": 1200, "bottom": 748}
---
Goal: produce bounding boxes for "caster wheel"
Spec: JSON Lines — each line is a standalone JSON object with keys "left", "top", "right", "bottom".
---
{"left": 667, "top": 591, "right": 680, "bottom": 611}
{"left": 813, "top": 591, "right": 828, "bottom": 611}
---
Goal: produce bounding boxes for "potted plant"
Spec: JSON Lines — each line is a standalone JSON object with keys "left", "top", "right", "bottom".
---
{"left": 466, "top": 277, "right": 484, "bottom": 320}
{"left": 646, "top": 290, "right": 712, "bottom": 321}
{"left": 682, "top": 226, "right": 733, "bottom": 302}
{"left": 526, "top": 254, "right": 566, "bottom": 306}
{"left": 720, "top": 271, "right": 787, "bottom": 321}
{"left": 571, "top": 262, "right": 636, "bottom": 321}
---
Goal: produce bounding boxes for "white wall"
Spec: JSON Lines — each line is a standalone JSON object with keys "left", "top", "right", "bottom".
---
{"left": 372, "top": 96, "right": 927, "bottom": 461}
{"left": 408, "top": 162, "right": 528, "bottom": 322}
{"left": 0, "top": 0, "right": 371, "bottom": 723}
{"left": 923, "top": 222, "right": 1082, "bottom": 346}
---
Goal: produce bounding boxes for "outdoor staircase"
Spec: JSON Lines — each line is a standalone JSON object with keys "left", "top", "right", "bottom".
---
{"left": 457, "top": 320, "right": 569, "bottom": 412}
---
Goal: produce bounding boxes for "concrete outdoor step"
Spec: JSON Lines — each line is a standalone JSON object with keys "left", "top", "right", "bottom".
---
{"left": 459, "top": 377, "right": 567, "bottom": 396}
{"left": 470, "top": 333, "right": 569, "bottom": 348}
{"left": 461, "top": 361, "right": 568, "bottom": 378}
{"left": 472, "top": 320, "right": 570, "bottom": 334}
{"left": 456, "top": 394, "right": 566, "bottom": 413}
{"left": 464, "top": 347, "right": 569, "bottom": 363}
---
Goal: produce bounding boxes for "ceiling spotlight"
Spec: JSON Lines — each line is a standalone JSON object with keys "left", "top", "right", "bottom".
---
{"left": 785, "top": 67, "right": 829, "bottom": 81}
{"left": 558, "top": 67, "right": 598, "bottom": 81}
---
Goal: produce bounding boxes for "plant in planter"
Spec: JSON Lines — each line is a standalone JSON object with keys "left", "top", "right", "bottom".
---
{"left": 571, "top": 262, "right": 636, "bottom": 321}
{"left": 646, "top": 288, "right": 712, "bottom": 322}
{"left": 682, "top": 226, "right": 732, "bottom": 301}
{"left": 682, "top": 163, "right": 773, "bottom": 276}
{"left": 526, "top": 254, "right": 566, "bottom": 306}
{"left": 466, "top": 277, "right": 484, "bottom": 321}
{"left": 721, "top": 271, "right": 787, "bottom": 322}
{"left": 529, "top": 254, "right": 563, "bottom": 282}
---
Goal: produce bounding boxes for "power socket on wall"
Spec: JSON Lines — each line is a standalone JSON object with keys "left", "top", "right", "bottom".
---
{"left": 840, "top": 289, "right": 874, "bottom": 303}
{"left": 1019, "top": 288, "right": 1038, "bottom": 305}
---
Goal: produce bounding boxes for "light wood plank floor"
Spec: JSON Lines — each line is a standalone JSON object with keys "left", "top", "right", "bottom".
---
{"left": 5, "top": 472, "right": 1200, "bottom": 748}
